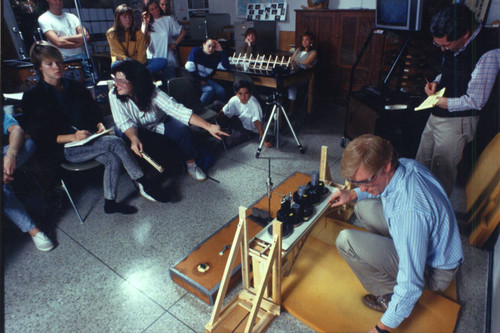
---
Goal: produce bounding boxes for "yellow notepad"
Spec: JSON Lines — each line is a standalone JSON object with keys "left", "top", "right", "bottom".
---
{"left": 414, "top": 87, "right": 446, "bottom": 111}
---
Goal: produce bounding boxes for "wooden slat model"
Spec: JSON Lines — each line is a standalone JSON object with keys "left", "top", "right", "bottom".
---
{"left": 228, "top": 53, "right": 292, "bottom": 75}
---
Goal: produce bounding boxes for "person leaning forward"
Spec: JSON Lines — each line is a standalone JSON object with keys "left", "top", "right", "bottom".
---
{"left": 328, "top": 134, "right": 463, "bottom": 333}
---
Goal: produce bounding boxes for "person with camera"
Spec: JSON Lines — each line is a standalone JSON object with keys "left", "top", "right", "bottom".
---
{"left": 328, "top": 134, "right": 462, "bottom": 333}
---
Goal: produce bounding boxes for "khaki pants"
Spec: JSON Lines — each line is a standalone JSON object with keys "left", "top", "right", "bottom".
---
{"left": 415, "top": 114, "right": 479, "bottom": 197}
{"left": 335, "top": 199, "right": 458, "bottom": 296}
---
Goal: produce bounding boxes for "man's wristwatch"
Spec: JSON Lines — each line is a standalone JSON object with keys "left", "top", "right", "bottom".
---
{"left": 375, "top": 325, "right": 390, "bottom": 333}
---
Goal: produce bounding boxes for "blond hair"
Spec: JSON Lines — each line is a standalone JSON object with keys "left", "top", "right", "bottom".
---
{"left": 340, "top": 134, "right": 397, "bottom": 180}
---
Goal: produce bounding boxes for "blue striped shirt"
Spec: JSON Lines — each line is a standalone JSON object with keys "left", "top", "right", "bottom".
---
{"left": 355, "top": 159, "right": 463, "bottom": 328}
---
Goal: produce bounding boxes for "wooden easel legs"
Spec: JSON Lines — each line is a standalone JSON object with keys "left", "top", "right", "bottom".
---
{"left": 205, "top": 208, "right": 282, "bottom": 333}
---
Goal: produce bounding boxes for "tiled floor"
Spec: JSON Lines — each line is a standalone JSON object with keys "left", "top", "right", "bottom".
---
{"left": 3, "top": 101, "right": 489, "bottom": 332}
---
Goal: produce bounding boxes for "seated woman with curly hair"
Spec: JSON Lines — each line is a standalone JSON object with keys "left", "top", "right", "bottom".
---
{"left": 109, "top": 59, "right": 228, "bottom": 182}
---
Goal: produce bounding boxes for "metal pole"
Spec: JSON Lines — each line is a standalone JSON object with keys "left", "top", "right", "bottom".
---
{"left": 73, "top": 0, "right": 98, "bottom": 85}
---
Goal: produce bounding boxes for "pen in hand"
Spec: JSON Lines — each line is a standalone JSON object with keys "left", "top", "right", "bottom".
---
{"left": 424, "top": 77, "right": 436, "bottom": 96}
{"left": 71, "top": 125, "right": 91, "bottom": 141}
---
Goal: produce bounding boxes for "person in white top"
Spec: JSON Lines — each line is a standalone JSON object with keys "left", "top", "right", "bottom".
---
{"left": 109, "top": 60, "right": 229, "bottom": 182}
{"left": 142, "top": 0, "right": 186, "bottom": 82}
{"left": 288, "top": 31, "right": 318, "bottom": 114}
{"left": 217, "top": 80, "right": 272, "bottom": 148}
{"left": 37, "top": 0, "right": 89, "bottom": 59}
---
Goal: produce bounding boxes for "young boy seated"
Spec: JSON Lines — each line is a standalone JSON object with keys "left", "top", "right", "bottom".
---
{"left": 216, "top": 80, "right": 273, "bottom": 148}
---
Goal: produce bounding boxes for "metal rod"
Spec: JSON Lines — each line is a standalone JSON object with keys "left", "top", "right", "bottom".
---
{"left": 73, "top": 0, "right": 98, "bottom": 85}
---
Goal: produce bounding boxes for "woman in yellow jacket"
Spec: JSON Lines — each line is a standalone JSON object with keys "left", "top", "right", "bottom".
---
{"left": 106, "top": 4, "right": 168, "bottom": 85}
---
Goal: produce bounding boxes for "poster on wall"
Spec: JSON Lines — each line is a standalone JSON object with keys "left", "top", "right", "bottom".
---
{"left": 245, "top": 1, "right": 287, "bottom": 21}
{"left": 238, "top": 0, "right": 287, "bottom": 19}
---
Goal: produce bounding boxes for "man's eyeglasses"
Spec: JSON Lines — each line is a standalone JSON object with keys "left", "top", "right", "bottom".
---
{"left": 432, "top": 41, "right": 452, "bottom": 50}
{"left": 432, "top": 36, "right": 465, "bottom": 51}
{"left": 347, "top": 169, "right": 381, "bottom": 185}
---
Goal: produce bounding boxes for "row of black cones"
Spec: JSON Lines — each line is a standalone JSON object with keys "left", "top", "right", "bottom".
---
{"left": 268, "top": 171, "right": 330, "bottom": 238}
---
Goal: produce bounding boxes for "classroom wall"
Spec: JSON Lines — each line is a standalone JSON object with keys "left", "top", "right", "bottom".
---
{"left": 214, "top": 0, "right": 376, "bottom": 35}
{"left": 172, "top": 0, "right": 499, "bottom": 61}
{"left": 176, "top": 0, "right": 500, "bottom": 35}
{"left": 173, "top": 0, "right": 375, "bottom": 44}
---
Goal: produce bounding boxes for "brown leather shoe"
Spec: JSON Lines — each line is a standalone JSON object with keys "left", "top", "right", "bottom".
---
{"left": 362, "top": 294, "right": 391, "bottom": 312}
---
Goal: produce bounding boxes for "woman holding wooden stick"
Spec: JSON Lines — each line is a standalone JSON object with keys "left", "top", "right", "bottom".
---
{"left": 108, "top": 59, "right": 228, "bottom": 182}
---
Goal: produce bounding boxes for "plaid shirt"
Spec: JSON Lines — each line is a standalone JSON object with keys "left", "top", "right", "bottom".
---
{"left": 446, "top": 48, "right": 500, "bottom": 112}
{"left": 432, "top": 25, "right": 500, "bottom": 113}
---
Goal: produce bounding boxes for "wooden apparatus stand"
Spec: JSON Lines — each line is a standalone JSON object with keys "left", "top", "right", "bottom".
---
{"left": 205, "top": 146, "right": 354, "bottom": 333}
{"left": 205, "top": 207, "right": 282, "bottom": 333}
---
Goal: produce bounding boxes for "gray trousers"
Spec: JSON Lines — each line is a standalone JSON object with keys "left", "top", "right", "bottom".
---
{"left": 64, "top": 135, "right": 144, "bottom": 200}
{"left": 335, "top": 198, "right": 457, "bottom": 296}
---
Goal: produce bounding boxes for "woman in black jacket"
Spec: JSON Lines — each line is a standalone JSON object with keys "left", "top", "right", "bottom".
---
{"left": 21, "top": 42, "right": 168, "bottom": 212}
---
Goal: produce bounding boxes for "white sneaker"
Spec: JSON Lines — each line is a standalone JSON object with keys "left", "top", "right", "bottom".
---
{"left": 137, "top": 182, "right": 157, "bottom": 202}
{"left": 187, "top": 164, "right": 207, "bottom": 181}
{"left": 32, "top": 232, "right": 54, "bottom": 252}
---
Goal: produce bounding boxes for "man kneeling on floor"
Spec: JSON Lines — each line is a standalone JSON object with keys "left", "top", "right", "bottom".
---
{"left": 328, "top": 134, "right": 463, "bottom": 333}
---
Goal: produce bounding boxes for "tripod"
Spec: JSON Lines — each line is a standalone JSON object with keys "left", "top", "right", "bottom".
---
{"left": 256, "top": 97, "right": 305, "bottom": 158}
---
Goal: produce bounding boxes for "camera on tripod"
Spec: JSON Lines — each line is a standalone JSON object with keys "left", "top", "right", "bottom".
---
{"left": 266, "top": 90, "right": 282, "bottom": 104}
{"left": 271, "top": 65, "right": 290, "bottom": 91}
{"left": 272, "top": 65, "right": 290, "bottom": 77}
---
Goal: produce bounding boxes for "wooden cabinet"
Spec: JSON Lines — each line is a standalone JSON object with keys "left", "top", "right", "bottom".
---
{"left": 295, "top": 9, "right": 381, "bottom": 101}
